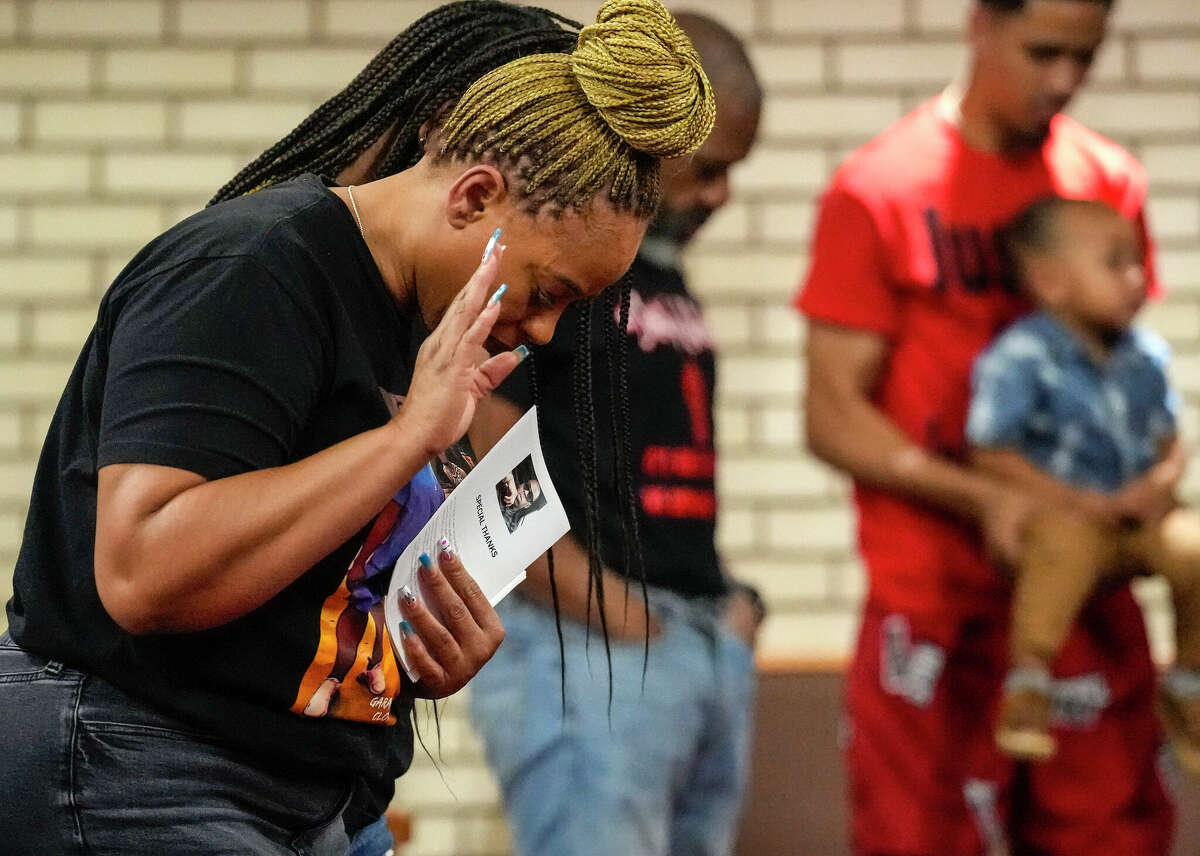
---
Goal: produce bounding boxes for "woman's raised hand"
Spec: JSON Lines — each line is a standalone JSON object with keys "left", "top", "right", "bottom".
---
{"left": 398, "top": 229, "right": 525, "bottom": 458}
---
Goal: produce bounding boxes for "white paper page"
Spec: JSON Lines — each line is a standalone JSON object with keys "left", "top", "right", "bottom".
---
{"left": 384, "top": 406, "right": 569, "bottom": 682}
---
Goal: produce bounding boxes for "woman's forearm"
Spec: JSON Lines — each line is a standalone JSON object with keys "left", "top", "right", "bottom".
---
{"left": 95, "top": 411, "right": 432, "bottom": 634}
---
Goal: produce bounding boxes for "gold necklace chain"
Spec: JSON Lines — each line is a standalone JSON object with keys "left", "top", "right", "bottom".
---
{"left": 346, "top": 185, "right": 365, "bottom": 236}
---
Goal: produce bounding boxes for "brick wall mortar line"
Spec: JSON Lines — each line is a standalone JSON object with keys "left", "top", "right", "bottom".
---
{"left": 164, "top": 95, "right": 181, "bottom": 149}
{"left": 822, "top": 35, "right": 839, "bottom": 89}
{"left": 902, "top": 0, "right": 919, "bottom": 36}
{"left": 12, "top": 0, "right": 29, "bottom": 42}
{"left": 233, "top": 46, "right": 251, "bottom": 96}
{"left": 16, "top": 97, "right": 32, "bottom": 148}
{"left": 88, "top": 149, "right": 103, "bottom": 198}
{"left": 15, "top": 304, "right": 30, "bottom": 355}
{"left": 1121, "top": 33, "right": 1136, "bottom": 84}
{"left": 87, "top": 47, "right": 102, "bottom": 98}
{"left": 749, "top": 0, "right": 766, "bottom": 40}
{"left": 88, "top": 253, "right": 107, "bottom": 299}
{"left": 309, "top": 0, "right": 325, "bottom": 43}
{"left": 162, "top": 0, "right": 179, "bottom": 44}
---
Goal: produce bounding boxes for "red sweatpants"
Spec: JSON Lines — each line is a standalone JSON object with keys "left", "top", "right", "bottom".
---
{"left": 846, "top": 585, "right": 1174, "bottom": 855}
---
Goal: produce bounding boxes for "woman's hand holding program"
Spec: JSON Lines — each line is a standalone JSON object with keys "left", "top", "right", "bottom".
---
{"left": 398, "top": 232, "right": 525, "bottom": 459}
{"left": 396, "top": 539, "right": 505, "bottom": 699}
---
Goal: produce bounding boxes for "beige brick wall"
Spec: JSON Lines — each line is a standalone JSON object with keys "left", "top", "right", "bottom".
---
{"left": 1, "top": 1, "right": 1197, "bottom": 853}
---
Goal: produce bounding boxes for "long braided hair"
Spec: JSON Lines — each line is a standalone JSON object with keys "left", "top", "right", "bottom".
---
{"left": 437, "top": 0, "right": 713, "bottom": 217}
{"left": 430, "top": 0, "right": 711, "bottom": 698}
{"left": 209, "top": 2, "right": 580, "bottom": 204}
{"left": 212, "top": 0, "right": 714, "bottom": 690}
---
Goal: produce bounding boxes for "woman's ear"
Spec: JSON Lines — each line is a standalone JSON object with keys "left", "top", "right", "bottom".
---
{"left": 444, "top": 165, "right": 509, "bottom": 230}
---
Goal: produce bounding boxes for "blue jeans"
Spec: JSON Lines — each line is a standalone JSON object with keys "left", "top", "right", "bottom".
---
{"left": 468, "top": 590, "right": 756, "bottom": 856}
{"left": 347, "top": 814, "right": 394, "bottom": 856}
{"left": 0, "top": 632, "right": 355, "bottom": 854}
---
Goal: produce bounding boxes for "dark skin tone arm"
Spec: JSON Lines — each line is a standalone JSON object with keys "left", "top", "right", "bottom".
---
{"left": 96, "top": 420, "right": 432, "bottom": 635}
{"left": 804, "top": 321, "right": 1036, "bottom": 564}
{"left": 972, "top": 435, "right": 1185, "bottom": 528}
{"left": 1113, "top": 434, "right": 1185, "bottom": 524}
{"left": 970, "top": 447, "right": 1118, "bottom": 525}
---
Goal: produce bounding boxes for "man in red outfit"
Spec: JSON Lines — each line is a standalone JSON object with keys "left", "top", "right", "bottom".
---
{"left": 796, "top": 1, "right": 1174, "bottom": 853}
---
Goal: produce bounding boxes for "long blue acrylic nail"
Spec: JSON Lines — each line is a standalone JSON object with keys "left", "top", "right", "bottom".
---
{"left": 418, "top": 552, "right": 435, "bottom": 572}
{"left": 481, "top": 227, "right": 502, "bottom": 262}
{"left": 513, "top": 344, "right": 531, "bottom": 363}
{"left": 487, "top": 283, "right": 508, "bottom": 307}
{"left": 399, "top": 620, "right": 415, "bottom": 638}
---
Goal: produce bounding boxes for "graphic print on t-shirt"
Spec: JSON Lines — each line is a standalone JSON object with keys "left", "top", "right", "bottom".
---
{"left": 623, "top": 288, "right": 717, "bottom": 522}
{"left": 291, "top": 391, "right": 475, "bottom": 724}
{"left": 923, "top": 208, "right": 1021, "bottom": 296}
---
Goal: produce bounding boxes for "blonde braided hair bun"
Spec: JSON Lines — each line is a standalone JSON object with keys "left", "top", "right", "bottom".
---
{"left": 571, "top": 0, "right": 715, "bottom": 158}
{"left": 436, "top": 0, "right": 715, "bottom": 216}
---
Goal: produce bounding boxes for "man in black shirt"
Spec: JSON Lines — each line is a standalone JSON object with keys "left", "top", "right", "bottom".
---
{"left": 467, "top": 13, "right": 764, "bottom": 856}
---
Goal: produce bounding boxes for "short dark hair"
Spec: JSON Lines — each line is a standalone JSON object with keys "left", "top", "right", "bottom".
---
{"left": 979, "top": 0, "right": 1113, "bottom": 12}
{"left": 1004, "top": 195, "right": 1116, "bottom": 285}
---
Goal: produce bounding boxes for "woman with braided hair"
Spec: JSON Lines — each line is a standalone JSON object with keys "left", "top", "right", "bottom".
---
{"left": 0, "top": 2, "right": 714, "bottom": 853}
{"left": 212, "top": 8, "right": 651, "bottom": 848}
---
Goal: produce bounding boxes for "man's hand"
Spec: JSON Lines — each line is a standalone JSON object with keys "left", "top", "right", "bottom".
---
{"left": 1113, "top": 434, "right": 1186, "bottom": 526}
{"left": 722, "top": 583, "right": 766, "bottom": 647}
{"left": 1074, "top": 489, "right": 1122, "bottom": 526}
{"left": 976, "top": 485, "right": 1040, "bottom": 570}
{"left": 1112, "top": 473, "right": 1177, "bottom": 526}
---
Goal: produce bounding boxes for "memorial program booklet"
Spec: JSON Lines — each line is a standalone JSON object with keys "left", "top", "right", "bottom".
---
{"left": 384, "top": 406, "right": 569, "bottom": 681}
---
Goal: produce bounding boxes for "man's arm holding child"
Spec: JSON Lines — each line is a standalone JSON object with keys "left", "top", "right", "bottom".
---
{"left": 805, "top": 322, "right": 1037, "bottom": 564}
{"left": 970, "top": 446, "right": 1118, "bottom": 526}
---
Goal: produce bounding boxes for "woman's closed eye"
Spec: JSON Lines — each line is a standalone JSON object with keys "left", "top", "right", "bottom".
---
{"left": 534, "top": 285, "right": 564, "bottom": 309}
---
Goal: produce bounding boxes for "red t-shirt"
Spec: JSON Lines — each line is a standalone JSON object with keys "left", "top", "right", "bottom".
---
{"left": 796, "top": 98, "right": 1157, "bottom": 615}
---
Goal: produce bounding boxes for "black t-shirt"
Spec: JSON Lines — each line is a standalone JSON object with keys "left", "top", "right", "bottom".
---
{"left": 501, "top": 254, "right": 726, "bottom": 598}
{"left": 7, "top": 174, "right": 430, "bottom": 788}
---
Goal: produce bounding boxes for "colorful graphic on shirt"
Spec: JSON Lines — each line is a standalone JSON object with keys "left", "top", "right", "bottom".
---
{"left": 621, "top": 288, "right": 717, "bottom": 522}
{"left": 624, "top": 289, "right": 713, "bottom": 355}
{"left": 291, "top": 387, "right": 477, "bottom": 724}
{"left": 292, "top": 465, "right": 445, "bottom": 723}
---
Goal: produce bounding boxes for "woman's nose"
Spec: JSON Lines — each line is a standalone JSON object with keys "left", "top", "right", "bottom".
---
{"left": 522, "top": 307, "right": 566, "bottom": 346}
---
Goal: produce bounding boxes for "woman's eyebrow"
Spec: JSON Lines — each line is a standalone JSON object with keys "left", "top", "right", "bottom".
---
{"left": 550, "top": 271, "right": 585, "bottom": 298}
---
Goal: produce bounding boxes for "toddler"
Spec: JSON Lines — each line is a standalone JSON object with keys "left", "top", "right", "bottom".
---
{"left": 966, "top": 196, "right": 1200, "bottom": 771}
